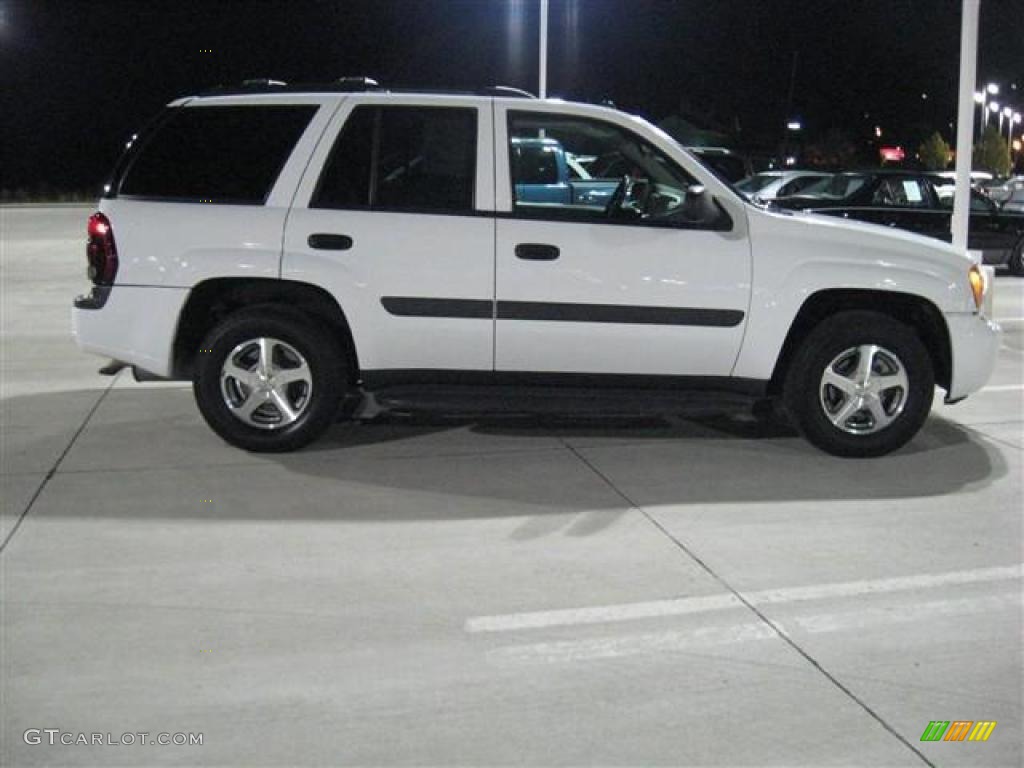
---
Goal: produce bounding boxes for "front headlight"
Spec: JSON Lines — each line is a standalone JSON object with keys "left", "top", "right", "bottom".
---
{"left": 968, "top": 264, "right": 986, "bottom": 311}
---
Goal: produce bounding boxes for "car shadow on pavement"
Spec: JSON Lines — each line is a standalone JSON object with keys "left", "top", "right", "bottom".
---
{"left": 280, "top": 406, "right": 1008, "bottom": 508}
{"left": 0, "top": 389, "right": 1010, "bottom": 522}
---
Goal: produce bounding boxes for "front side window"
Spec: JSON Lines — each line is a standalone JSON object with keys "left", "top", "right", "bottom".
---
{"left": 313, "top": 105, "right": 477, "bottom": 213}
{"left": 508, "top": 111, "right": 723, "bottom": 228}
{"left": 119, "top": 105, "right": 317, "bottom": 204}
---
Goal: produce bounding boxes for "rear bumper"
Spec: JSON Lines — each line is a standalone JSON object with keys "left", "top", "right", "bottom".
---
{"left": 945, "top": 312, "right": 1000, "bottom": 400}
{"left": 72, "top": 284, "right": 189, "bottom": 378}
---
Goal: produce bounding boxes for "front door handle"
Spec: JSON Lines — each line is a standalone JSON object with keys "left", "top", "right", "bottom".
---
{"left": 515, "top": 243, "right": 560, "bottom": 261}
{"left": 308, "top": 233, "right": 354, "bottom": 250}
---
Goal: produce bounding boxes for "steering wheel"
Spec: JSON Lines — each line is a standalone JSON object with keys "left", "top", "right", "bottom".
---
{"left": 605, "top": 174, "right": 633, "bottom": 218}
{"left": 630, "top": 179, "right": 654, "bottom": 216}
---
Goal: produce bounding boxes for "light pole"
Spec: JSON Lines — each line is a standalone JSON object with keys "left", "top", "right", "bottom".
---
{"left": 1000, "top": 105, "right": 1011, "bottom": 133}
{"left": 538, "top": 0, "right": 548, "bottom": 98}
{"left": 952, "top": 0, "right": 980, "bottom": 254}
{"left": 974, "top": 91, "right": 985, "bottom": 135}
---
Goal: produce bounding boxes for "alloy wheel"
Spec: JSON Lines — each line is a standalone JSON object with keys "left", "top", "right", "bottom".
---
{"left": 219, "top": 337, "right": 313, "bottom": 429}
{"left": 818, "top": 344, "right": 909, "bottom": 435}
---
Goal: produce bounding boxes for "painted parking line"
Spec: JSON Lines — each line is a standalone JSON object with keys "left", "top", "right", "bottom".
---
{"left": 465, "top": 564, "right": 1024, "bottom": 633}
{"left": 490, "top": 592, "right": 1023, "bottom": 664}
{"left": 979, "top": 384, "right": 1024, "bottom": 393}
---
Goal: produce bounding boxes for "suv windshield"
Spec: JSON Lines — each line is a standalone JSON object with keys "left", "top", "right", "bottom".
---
{"left": 736, "top": 174, "right": 781, "bottom": 194}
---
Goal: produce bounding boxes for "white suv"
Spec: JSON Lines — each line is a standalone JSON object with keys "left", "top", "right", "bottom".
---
{"left": 73, "top": 81, "right": 999, "bottom": 457}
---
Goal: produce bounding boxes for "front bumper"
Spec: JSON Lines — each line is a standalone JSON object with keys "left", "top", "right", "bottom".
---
{"left": 72, "top": 284, "right": 190, "bottom": 379}
{"left": 945, "top": 312, "right": 1001, "bottom": 401}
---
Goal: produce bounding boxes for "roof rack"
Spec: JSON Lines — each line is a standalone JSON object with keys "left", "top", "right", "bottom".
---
{"left": 198, "top": 78, "right": 537, "bottom": 99}
{"left": 336, "top": 76, "right": 382, "bottom": 91}
{"left": 240, "top": 78, "right": 288, "bottom": 88}
{"left": 485, "top": 86, "right": 536, "bottom": 98}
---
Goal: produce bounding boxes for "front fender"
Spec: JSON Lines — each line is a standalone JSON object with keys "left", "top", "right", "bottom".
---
{"left": 733, "top": 208, "right": 974, "bottom": 380}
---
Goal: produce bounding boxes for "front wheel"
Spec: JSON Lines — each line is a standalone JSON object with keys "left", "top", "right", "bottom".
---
{"left": 784, "top": 311, "right": 934, "bottom": 458}
{"left": 193, "top": 308, "right": 347, "bottom": 452}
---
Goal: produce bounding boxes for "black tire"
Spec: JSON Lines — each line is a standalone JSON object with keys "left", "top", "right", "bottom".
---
{"left": 1008, "top": 238, "right": 1024, "bottom": 277}
{"left": 193, "top": 307, "right": 348, "bottom": 452}
{"left": 783, "top": 310, "right": 934, "bottom": 458}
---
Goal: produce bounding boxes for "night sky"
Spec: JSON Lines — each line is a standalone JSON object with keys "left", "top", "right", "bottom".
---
{"left": 2, "top": 0, "right": 1022, "bottom": 194}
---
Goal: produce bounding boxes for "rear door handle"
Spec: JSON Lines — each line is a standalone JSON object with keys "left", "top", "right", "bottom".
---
{"left": 515, "top": 243, "right": 560, "bottom": 261}
{"left": 308, "top": 233, "right": 354, "bottom": 250}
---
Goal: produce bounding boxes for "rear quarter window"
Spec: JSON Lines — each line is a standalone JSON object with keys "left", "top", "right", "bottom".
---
{"left": 118, "top": 105, "right": 317, "bottom": 204}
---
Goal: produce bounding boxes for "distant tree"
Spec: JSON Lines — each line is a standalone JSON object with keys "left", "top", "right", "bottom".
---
{"left": 803, "top": 129, "right": 857, "bottom": 169}
{"left": 972, "top": 126, "right": 1011, "bottom": 176}
{"left": 918, "top": 132, "right": 951, "bottom": 171}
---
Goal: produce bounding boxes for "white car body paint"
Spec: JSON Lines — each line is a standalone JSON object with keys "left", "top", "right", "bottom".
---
{"left": 73, "top": 91, "right": 998, "bottom": 406}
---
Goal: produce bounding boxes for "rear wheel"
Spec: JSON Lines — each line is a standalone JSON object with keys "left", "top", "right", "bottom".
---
{"left": 784, "top": 311, "right": 934, "bottom": 457}
{"left": 193, "top": 308, "right": 347, "bottom": 452}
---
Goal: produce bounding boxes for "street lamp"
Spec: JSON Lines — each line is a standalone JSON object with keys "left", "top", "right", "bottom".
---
{"left": 980, "top": 83, "right": 999, "bottom": 129}
{"left": 987, "top": 100, "right": 1000, "bottom": 129}
{"left": 974, "top": 91, "right": 985, "bottom": 134}
{"left": 1000, "top": 105, "right": 1012, "bottom": 133}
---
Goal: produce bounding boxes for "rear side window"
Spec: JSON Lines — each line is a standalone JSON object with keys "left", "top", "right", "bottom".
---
{"left": 313, "top": 105, "right": 477, "bottom": 213}
{"left": 118, "top": 105, "right": 317, "bottom": 204}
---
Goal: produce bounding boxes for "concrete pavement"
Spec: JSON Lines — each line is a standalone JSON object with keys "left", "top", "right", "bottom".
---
{"left": 1, "top": 206, "right": 1021, "bottom": 766}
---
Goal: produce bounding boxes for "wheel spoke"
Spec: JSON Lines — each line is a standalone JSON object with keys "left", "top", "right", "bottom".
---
{"left": 855, "top": 344, "right": 879, "bottom": 385}
{"left": 866, "top": 396, "right": 895, "bottom": 429}
{"left": 258, "top": 337, "right": 274, "bottom": 376}
{"left": 232, "top": 392, "right": 263, "bottom": 423}
{"left": 823, "top": 368, "right": 857, "bottom": 395}
{"left": 270, "top": 388, "right": 298, "bottom": 423}
{"left": 872, "top": 372, "right": 906, "bottom": 393}
{"left": 222, "top": 359, "right": 258, "bottom": 389}
{"left": 829, "top": 396, "right": 862, "bottom": 428}
{"left": 275, "top": 362, "right": 311, "bottom": 386}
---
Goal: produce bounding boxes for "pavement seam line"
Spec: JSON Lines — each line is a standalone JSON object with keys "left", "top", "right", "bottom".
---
{"left": 558, "top": 438, "right": 936, "bottom": 768}
{"left": 960, "top": 422, "right": 1023, "bottom": 452}
{"left": 0, "top": 372, "right": 121, "bottom": 554}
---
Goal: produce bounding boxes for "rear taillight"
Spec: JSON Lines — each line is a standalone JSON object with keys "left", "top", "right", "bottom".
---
{"left": 86, "top": 212, "right": 118, "bottom": 285}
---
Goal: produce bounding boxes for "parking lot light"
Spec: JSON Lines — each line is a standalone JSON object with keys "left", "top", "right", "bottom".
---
{"left": 984, "top": 92, "right": 999, "bottom": 128}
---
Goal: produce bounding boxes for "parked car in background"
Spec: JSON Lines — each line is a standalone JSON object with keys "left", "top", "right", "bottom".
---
{"left": 511, "top": 137, "right": 618, "bottom": 207}
{"left": 775, "top": 170, "right": 1024, "bottom": 274}
{"left": 934, "top": 170, "right": 994, "bottom": 185}
{"left": 1003, "top": 186, "right": 1024, "bottom": 214}
{"left": 983, "top": 176, "right": 1024, "bottom": 205}
{"left": 735, "top": 170, "right": 832, "bottom": 201}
